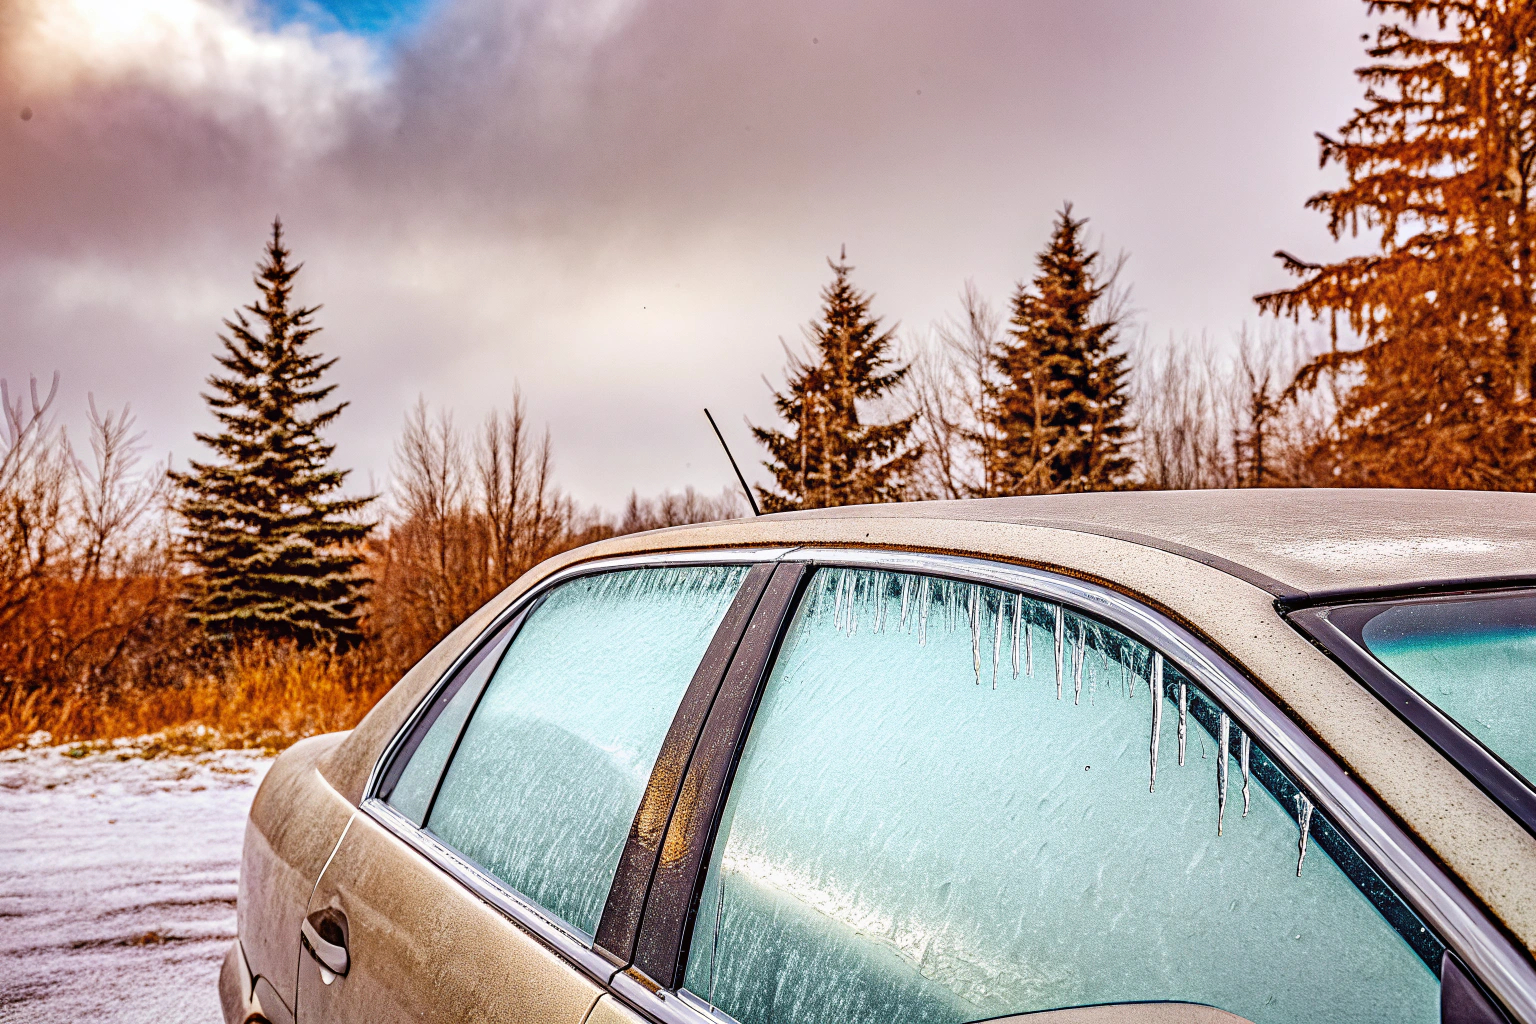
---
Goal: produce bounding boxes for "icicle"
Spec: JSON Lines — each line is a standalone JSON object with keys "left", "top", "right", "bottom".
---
{"left": 1026, "top": 621, "right": 1034, "bottom": 677}
{"left": 969, "top": 587, "right": 982, "bottom": 684}
{"left": 918, "top": 577, "right": 930, "bottom": 646}
{"left": 1053, "top": 606, "right": 1065, "bottom": 700}
{"left": 1011, "top": 594, "right": 1021, "bottom": 679}
{"left": 847, "top": 575, "right": 860, "bottom": 636}
{"left": 1149, "top": 652, "right": 1164, "bottom": 792}
{"left": 992, "top": 594, "right": 1003, "bottom": 688}
{"left": 1178, "top": 681, "right": 1188, "bottom": 767}
{"left": 1295, "top": 793, "right": 1313, "bottom": 876}
{"left": 1217, "top": 713, "right": 1230, "bottom": 836}
{"left": 833, "top": 572, "right": 846, "bottom": 631}
{"left": 870, "top": 573, "right": 883, "bottom": 633}
{"left": 1241, "top": 733, "right": 1252, "bottom": 817}
{"left": 1073, "top": 623, "right": 1085, "bottom": 705}
{"left": 900, "top": 577, "right": 911, "bottom": 632}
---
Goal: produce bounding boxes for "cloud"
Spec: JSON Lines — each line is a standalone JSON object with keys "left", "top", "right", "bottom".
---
{"left": 1, "top": 0, "right": 1374, "bottom": 508}
{"left": 5, "top": 0, "right": 383, "bottom": 147}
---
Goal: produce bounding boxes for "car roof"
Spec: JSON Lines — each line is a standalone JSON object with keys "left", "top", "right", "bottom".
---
{"left": 720, "top": 488, "right": 1536, "bottom": 600}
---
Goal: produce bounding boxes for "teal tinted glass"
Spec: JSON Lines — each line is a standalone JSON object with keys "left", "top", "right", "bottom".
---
{"left": 428, "top": 565, "right": 748, "bottom": 938}
{"left": 386, "top": 625, "right": 516, "bottom": 826}
{"left": 1357, "top": 591, "right": 1536, "bottom": 786}
{"left": 684, "top": 568, "right": 1439, "bottom": 1024}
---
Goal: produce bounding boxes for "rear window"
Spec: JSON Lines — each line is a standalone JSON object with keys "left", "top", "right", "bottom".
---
{"left": 1339, "top": 591, "right": 1536, "bottom": 787}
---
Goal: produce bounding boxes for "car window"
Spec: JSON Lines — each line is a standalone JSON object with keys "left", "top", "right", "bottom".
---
{"left": 1350, "top": 590, "right": 1536, "bottom": 787}
{"left": 383, "top": 621, "right": 518, "bottom": 826}
{"left": 682, "top": 567, "right": 1442, "bottom": 1024}
{"left": 425, "top": 564, "right": 750, "bottom": 939}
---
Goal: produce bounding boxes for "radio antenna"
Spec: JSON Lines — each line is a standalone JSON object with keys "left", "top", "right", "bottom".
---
{"left": 704, "top": 408, "right": 762, "bottom": 517}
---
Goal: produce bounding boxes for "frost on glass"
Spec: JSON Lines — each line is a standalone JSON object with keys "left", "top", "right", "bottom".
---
{"left": 387, "top": 627, "right": 516, "bottom": 826}
{"left": 684, "top": 568, "right": 1439, "bottom": 1024}
{"left": 1359, "top": 591, "right": 1536, "bottom": 786}
{"left": 427, "top": 565, "right": 747, "bottom": 938}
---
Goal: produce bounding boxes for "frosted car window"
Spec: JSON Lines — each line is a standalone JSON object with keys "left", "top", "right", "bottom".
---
{"left": 428, "top": 565, "right": 748, "bottom": 939}
{"left": 384, "top": 623, "right": 516, "bottom": 826}
{"left": 684, "top": 568, "right": 1440, "bottom": 1024}
{"left": 1356, "top": 591, "right": 1536, "bottom": 786}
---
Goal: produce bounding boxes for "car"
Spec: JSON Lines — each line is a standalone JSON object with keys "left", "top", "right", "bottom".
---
{"left": 220, "top": 488, "right": 1536, "bottom": 1024}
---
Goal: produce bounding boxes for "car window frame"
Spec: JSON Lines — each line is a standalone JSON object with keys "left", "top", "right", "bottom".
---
{"left": 358, "top": 549, "right": 795, "bottom": 990}
{"left": 607, "top": 548, "right": 1536, "bottom": 1024}
{"left": 1286, "top": 591, "right": 1536, "bottom": 842}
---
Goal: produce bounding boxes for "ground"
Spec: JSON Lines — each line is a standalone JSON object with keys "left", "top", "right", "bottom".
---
{"left": 0, "top": 735, "right": 272, "bottom": 1024}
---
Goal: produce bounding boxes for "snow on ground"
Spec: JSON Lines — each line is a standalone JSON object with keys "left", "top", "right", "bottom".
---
{"left": 0, "top": 736, "right": 272, "bottom": 1024}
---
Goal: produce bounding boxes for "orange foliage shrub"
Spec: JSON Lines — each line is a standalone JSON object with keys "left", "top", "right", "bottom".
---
{"left": 1, "top": 641, "right": 394, "bottom": 751}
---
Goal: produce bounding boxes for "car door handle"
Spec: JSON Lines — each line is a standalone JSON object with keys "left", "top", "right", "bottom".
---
{"left": 301, "top": 909, "right": 350, "bottom": 979}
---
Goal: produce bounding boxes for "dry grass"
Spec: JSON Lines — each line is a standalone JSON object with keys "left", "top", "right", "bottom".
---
{"left": 1, "top": 641, "right": 395, "bottom": 753}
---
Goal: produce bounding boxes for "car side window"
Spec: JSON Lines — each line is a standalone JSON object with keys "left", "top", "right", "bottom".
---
{"left": 417, "top": 565, "right": 750, "bottom": 939}
{"left": 382, "top": 620, "right": 518, "bottom": 826}
{"left": 683, "top": 567, "right": 1442, "bottom": 1024}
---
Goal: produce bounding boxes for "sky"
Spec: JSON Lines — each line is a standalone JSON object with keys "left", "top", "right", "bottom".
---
{"left": 1, "top": 0, "right": 1375, "bottom": 511}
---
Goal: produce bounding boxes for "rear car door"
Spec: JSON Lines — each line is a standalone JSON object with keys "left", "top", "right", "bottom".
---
{"left": 297, "top": 562, "right": 761, "bottom": 1023}
{"left": 616, "top": 557, "right": 1530, "bottom": 1024}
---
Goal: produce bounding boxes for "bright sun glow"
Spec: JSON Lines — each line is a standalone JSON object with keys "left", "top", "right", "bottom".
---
{"left": 9, "top": 0, "right": 385, "bottom": 151}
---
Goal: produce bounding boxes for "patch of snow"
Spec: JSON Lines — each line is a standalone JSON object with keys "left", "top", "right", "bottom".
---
{"left": 0, "top": 740, "right": 272, "bottom": 1024}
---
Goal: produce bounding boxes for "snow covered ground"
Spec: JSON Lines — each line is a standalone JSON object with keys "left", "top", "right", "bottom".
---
{"left": 0, "top": 737, "right": 272, "bottom": 1024}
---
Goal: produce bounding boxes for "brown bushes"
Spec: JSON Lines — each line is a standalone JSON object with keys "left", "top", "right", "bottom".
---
{"left": 2, "top": 641, "right": 393, "bottom": 752}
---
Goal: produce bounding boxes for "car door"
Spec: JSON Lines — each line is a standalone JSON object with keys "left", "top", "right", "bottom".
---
{"left": 616, "top": 557, "right": 1526, "bottom": 1024}
{"left": 296, "top": 561, "right": 764, "bottom": 1024}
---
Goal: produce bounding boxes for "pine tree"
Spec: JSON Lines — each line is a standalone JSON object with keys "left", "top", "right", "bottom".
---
{"left": 172, "top": 219, "right": 375, "bottom": 646}
{"left": 753, "top": 253, "right": 921, "bottom": 511}
{"left": 987, "top": 205, "right": 1131, "bottom": 494}
{"left": 1257, "top": 0, "right": 1536, "bottom": 489}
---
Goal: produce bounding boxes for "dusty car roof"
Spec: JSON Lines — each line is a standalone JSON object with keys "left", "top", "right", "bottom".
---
{"left": 753, "top": 488, "right": 1536, "bottom": 600}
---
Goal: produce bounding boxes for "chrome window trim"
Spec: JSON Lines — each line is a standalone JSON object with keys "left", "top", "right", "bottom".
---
{"left": 357, "top": 549, "right": 794, "bottom": 981}
{"left": 357, "top": 544, "right": 1535, "bottom": 1024}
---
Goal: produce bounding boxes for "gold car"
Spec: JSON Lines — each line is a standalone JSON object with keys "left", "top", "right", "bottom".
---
{"left": 220, "top": 490, "right": 1536, "bottom": 1024}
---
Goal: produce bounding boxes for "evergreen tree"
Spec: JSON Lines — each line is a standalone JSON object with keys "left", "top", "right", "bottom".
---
{"left": 172, "top": 219, "right": 375, "bottom": 646}
{"left": 987, "top": 205, "right": 1131, "bottom": 494}
{"left": 1257, "top": 0, "right": 1536, "bottom": 489}
{"left": 754, "top": 253, "right": 921, "bottom": 511}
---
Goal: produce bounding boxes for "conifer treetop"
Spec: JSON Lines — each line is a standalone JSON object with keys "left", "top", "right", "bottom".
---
{"left": 1256, "top": 0, "right": 1536, "bottom": 488}
{"left": 172, "top": 218, "right": 376, "bottom": 646}
{"left": 988, "top": 204, "right": 1132, "bottom": 494}
{"left": 753, "top": 252, "right": 921, "bottom": 511}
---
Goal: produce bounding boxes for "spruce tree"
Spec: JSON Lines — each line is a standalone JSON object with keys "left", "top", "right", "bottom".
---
{"left": 1257, "top": 0, "right": 1536, "bottom": 489}
{"left": 172, "top": 219, "right": 375, "bottom": 646}
{"left": 753, "top": 253, "right": 921, "bottom": 511}
{"left": 987, "top": 205, "right": 1131, "bottom": 494}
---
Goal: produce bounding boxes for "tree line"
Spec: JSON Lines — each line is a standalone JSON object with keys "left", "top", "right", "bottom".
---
{"left": 3, "top": 0, "right": 1532, "bottom": 747}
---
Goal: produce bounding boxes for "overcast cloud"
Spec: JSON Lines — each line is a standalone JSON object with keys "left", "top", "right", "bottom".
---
{"left": 2, "top": 0, "right": 1372, "bottom": 508}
